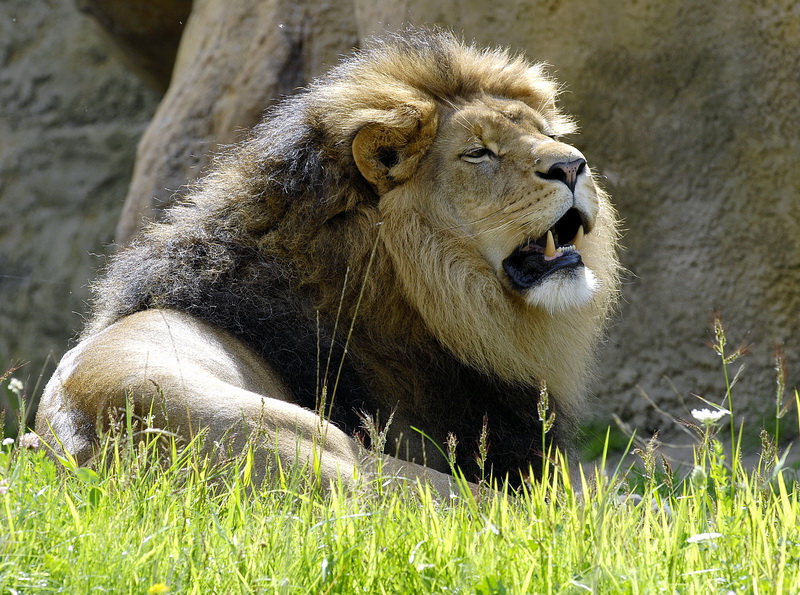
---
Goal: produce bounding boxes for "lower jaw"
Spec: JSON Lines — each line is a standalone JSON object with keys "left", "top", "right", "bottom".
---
{"left": 520, "top": 266, "right": 599, "bottom": 313}
{"left": 502, "top": 251, "right": 584, "bottom": 291}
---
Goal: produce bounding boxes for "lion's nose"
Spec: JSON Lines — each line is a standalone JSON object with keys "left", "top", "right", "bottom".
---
{"left": 537, "top": 158, "right": 587, "bottom": 194}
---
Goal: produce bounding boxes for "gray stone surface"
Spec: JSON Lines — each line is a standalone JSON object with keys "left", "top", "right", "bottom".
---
{"left": 5, "top": 0, "right": 800, "bottom": 448}
{"left": 75, "top": 0, "right": 191, "bottom": 91}
{"left": 0, "top": 0, "right": 160, "bottom": 420}
{"left": 114, "top": 0, "right": 359, "bottom": 245}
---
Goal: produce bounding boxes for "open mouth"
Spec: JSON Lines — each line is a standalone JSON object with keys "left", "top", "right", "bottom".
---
{"left": 502, "top": 208, "right": 588, "bottom": 290}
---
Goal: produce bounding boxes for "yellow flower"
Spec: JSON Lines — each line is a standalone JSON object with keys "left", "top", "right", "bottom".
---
{"left": 147, "top": 583, "right": 170, "bottom": 595}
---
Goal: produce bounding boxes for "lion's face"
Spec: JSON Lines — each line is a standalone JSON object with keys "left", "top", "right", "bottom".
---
{"left": 417, "top": 96, "right": 602, "bottom": 313}
{"left": 351, "top": 90, "right": 617, "bottom": 410}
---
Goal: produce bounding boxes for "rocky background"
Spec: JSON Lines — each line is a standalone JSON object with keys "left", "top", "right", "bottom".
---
{"left": 0, "top": 0, "right": 161, "bottom": 429}
{"left": 2, "top": 0, "right": 799, "bottom": 453}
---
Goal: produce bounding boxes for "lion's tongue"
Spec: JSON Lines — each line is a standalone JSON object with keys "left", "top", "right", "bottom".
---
{"left": 503, "top": 227, "right": 585, "bottom": 289}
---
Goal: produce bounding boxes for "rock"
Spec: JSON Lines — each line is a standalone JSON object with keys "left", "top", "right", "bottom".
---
{"left": 113, "top": 0, "right": 359, "bottom": 245}
{"left": 8, "top": 0, "right": 800, "bottom": 445}
{"left": 0, "top": 0, "right": 160, "bottom": 425}
{"left": 75, "top": 0, "right": 192, "bottom": 91}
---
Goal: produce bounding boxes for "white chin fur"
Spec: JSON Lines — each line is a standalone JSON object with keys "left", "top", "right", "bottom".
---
{"left": 525, "top": 267, "right": 599, "bottom": 313}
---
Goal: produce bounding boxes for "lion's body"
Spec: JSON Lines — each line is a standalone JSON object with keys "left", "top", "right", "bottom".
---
{"left": 37, "top": 30, "right": 619, "bottom": 490}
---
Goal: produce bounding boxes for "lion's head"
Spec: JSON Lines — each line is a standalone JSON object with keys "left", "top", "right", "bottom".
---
{"left": 305, "top": 31, "right": 619, "bottom": 419}
{"left": 86, "top": 29, "right": 620, "bottom": 479}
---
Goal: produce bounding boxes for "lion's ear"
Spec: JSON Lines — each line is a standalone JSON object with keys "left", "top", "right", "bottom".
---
{"left": 352, "top": 103, "right": 438, "bottom": 195}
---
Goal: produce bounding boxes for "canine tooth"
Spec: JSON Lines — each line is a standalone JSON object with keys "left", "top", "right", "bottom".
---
{"left": 545, "top": 230, "right": 556, "bottom": 258}
{"left": 573, "top": 225, "right": 584, "bottom": 251}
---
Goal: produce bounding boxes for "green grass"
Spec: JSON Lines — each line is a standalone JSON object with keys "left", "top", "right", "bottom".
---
{"left": 1, "top": 417, "right": 798, "bottom": 594}
{"left": 1, "top": 319, "right": 800, "bottom": 594}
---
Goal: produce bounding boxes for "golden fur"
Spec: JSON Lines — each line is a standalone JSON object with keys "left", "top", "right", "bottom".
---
{"left": 36, "top": 30, "right": 619, "bottom": 490}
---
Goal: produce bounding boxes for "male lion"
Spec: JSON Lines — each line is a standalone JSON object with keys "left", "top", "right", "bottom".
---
{"left": 36, "top": 29, "right": 619, "bottom": 491}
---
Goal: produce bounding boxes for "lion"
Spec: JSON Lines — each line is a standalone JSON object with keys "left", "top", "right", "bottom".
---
{"left": 36, "top": 29, "right": 619, "bottom": 492}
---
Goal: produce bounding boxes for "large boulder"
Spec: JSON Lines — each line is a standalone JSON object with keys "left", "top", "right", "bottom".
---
{"left": 0, "top": 0, "right": 160, "bottom": 424}
{"left": 8, "top": 0, "right": 799, "bottom": 448}
{"left": 74, "top": 0, "right": 192, "bottom": 91}
{"left": 113, "top": 0, "right": 359, "bottom": 245}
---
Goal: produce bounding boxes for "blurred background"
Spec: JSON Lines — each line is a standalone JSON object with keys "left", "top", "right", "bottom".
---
{"left": 2, "top": 0, "right": 798, "bottom": 460}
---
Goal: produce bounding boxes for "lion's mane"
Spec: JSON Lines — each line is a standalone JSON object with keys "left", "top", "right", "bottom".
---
{"left": 87, "top": 29, "right": 619, "bottom": 483}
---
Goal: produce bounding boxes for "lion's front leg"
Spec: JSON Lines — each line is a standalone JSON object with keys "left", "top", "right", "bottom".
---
{"left": 35, "top": 310, "right": 461, "bottom": 495}
{"left": 150, "top": 382, "right": 462, "bottom": 496}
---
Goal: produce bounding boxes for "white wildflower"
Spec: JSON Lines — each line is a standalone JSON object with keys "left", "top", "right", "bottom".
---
{"left": 691, "top": 408, "right": 730, "bottom": 426}
{"left": 19, "top": 432, "right": 40, "bottom": 450}
{"left": 0, "top": 480, "right": 8, "bottom": 495}
{"left": 687, "top": 532, "right": 723, "bottom": 544}
{"left": 2, "top": 438, "right": 14, "bottom": 447}
{"left": 7, "top": 378, "right": 23, "bottom": 396}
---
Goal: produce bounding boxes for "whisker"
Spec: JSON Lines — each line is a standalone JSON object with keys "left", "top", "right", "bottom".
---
{"left": 436, "top": 207, "right": 528, "bottom": 239}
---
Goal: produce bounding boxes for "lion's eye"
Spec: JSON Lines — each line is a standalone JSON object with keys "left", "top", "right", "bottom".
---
{"left": 461, "top": 147, "right": 495, "bottom": 163}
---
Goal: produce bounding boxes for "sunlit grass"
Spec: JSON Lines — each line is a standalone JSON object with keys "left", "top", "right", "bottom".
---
{"left": 1, "top": 318, "right": 799, "bottom": 594}
{"left": 1, "top": 428, "right": 797, "bottom": 594}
